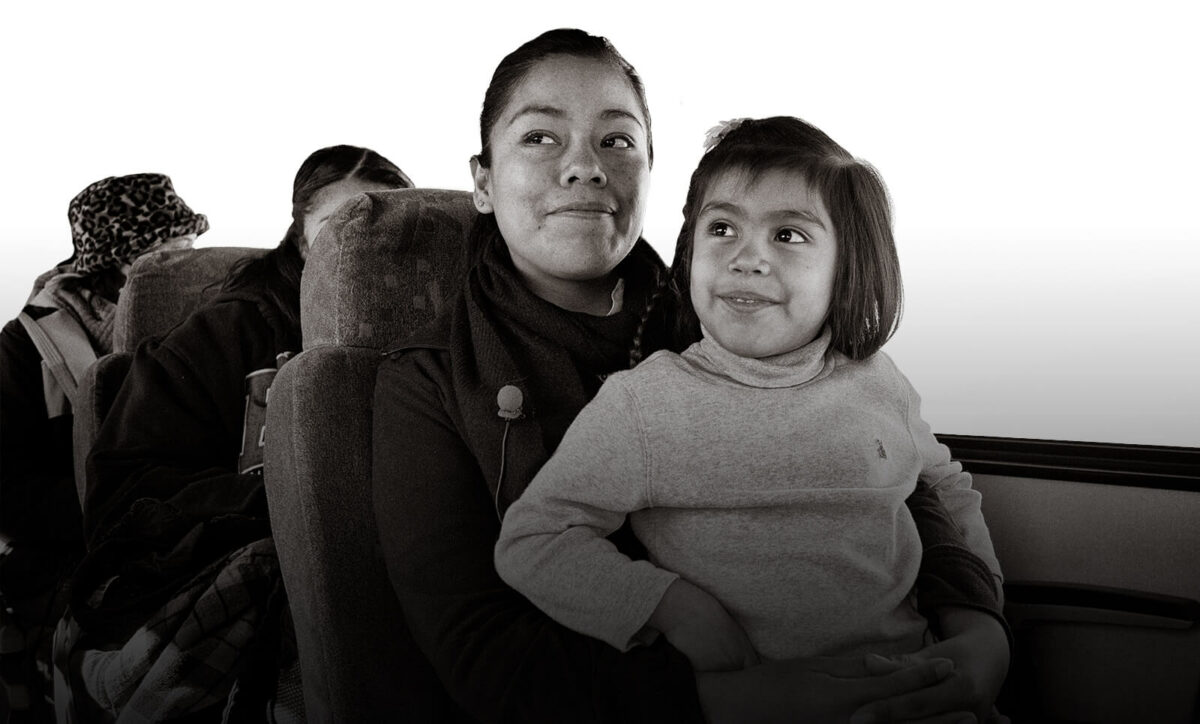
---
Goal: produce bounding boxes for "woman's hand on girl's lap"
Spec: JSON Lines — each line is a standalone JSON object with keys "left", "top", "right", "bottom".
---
{"left": 853, "top": 607, "right": 1010, "bottom": 723}
{"left": 647, "top": 578, "right": 759, "bottom": 672}
{"left": 696, "top": 654, "right": 964, "bottom": 723}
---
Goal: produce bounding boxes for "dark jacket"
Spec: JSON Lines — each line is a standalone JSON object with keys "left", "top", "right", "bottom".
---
{"left": 72, "top": 280, "right": 299, "bottom": 642}
{"left": 0, "top": 307, "right": 85, "bottom": 625}
{"left": 1, "top": 308, "right": 81, "bottom": 548}
{"left": 375, "top": 326, "right": 706, "bottom": 724}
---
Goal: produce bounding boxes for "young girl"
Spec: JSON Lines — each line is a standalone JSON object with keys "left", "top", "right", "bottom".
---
{"left": 495, "top": 116, "right": 1008, "bottom": 708}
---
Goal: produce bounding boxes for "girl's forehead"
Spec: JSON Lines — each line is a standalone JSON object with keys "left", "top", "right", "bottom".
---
{"left": 703, "top": 167, "right": 819, "bottom": 205}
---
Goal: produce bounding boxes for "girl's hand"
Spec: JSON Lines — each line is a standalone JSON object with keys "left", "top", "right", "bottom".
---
{"left": 853, "top": 607, "right": 1011, "bottom": 723}
{"left": 647, "top": 578, "right": 759, "bottom": 671}
{"left": 697, "top": 654, "right": 969, "bottom": 723}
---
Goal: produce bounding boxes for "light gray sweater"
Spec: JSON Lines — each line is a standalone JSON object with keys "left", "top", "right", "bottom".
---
{"left": 495, "top": 329, "right": 1002, "bottom": 661}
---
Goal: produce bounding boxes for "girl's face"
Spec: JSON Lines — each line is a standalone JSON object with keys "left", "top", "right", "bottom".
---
{"left": 472, "top": 54, "right": 651, "bottom": 312}
{"left": 301, "top": 177, "right": 397, "bottom": 258}
{"left": 689, "top": 168, "right": 838, "bottom": 359}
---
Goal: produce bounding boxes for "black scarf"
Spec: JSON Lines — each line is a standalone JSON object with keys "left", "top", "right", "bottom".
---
{"left": 447, "top": 232, "right": 665, "bottom": 518}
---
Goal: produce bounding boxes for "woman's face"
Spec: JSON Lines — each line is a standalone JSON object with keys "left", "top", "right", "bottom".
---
{"left": 301, "top": 177, "right": 396, "bottom": 258}
{"left": 472, "top": 55, "right": 651, "bottom": 311}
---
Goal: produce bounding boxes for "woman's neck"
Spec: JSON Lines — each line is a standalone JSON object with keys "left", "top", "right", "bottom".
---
{"left": 518, "top": 271, "right": 619, "bottom": 316}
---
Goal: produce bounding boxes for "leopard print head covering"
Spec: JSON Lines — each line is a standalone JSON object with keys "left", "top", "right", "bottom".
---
{"left": 69, "top": 173, "right": 209, "bottom": 274}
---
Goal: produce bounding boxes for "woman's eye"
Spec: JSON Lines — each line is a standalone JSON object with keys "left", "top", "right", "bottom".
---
{"left": 775, "top": 228, "right": 808, "bottom": 244}
{"left": 601, "top": 135, "right": 634, "bottom": 149}
{"left": 523, "top": 132, "right": 558, "bottom": 145}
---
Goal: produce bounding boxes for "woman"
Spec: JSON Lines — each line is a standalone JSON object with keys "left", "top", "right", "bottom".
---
{"left": 67, "top": 146, "right": 413, "bottom": 721}
{"left": 0, "top": 173, "right": 206, "bottom": 719}
{"left": 373, "top": 29, "right": 1007, "bottom": 722}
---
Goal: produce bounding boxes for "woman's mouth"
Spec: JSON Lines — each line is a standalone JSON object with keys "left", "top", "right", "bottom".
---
{"left": 549, "top": 202, "right": 615, "bottom": 218}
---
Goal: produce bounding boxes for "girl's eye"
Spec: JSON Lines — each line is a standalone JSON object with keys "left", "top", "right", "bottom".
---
{"left": 523, "top": 132, "right": 558, "bottom": 145}
{"left": 708, "top": 221, "right": 734, "bottom": 237}
{"left": 601, "top": 135, "right": 634, "bottom": 149}
{"left": 775, "top": 228, "right": 809, "bottom": 244}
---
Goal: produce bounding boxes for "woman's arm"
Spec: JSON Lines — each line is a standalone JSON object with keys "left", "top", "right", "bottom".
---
{"left": 372, "top": 351, "right": 704, "bottom": 723}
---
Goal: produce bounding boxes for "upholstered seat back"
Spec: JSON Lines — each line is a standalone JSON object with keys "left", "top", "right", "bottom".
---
{"left": 72, "top": 246, "right": 267, "bottom": 504}
{"left": 264, "top": 188, "right": 474, "bottom": 721}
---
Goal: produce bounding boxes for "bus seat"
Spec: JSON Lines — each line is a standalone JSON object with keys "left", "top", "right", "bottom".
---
{"left": 263, "top": 188, "right": 473, "bottom": 722}
{"left": 72, "top": 246, "right": 267, "bottom": 506}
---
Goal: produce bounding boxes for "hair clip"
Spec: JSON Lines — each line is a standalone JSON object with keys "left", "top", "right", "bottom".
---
{"left": 702, "top": 118, "right": 751, "bottom": 153}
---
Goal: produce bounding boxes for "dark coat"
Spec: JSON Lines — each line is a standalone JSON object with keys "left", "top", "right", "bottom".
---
{"left": 72, "top": 281, "right": 299, "bottom": 642}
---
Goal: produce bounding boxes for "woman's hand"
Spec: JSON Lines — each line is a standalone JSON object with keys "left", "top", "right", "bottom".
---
{"left": 853, "top": 607, "right": 1011, "bottom": 723}
{"left": 647, "top": 578, "right": 759, "bottom": 672}
{"left": 697, "top": 654, "right": 968, "bottom": 723}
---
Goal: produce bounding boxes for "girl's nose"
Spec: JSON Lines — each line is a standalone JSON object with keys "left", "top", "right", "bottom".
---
{"left": 728, "top": 237, "right": 771, "bottom": 275}
{"left": 560, "top": 144, "right": 607, "bottom": 187}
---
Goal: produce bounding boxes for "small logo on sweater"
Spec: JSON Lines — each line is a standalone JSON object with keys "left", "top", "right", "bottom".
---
{"left": 875, "top": 438, "right": 888, "bottom": 459}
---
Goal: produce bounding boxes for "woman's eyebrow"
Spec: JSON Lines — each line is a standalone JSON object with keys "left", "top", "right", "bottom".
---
{"left": 504, "top": 106, "right": 644, "bottom": 129}
{"left": 600, "top": 109, "right": 644, "bottom": 129}
{"left": 505, "top": 105, "right": 564, "bottom": 126}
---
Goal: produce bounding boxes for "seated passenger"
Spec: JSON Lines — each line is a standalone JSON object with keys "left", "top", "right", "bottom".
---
{"left": 372, "top": 28, "right": 1005, "bottom": 723}
{"left": 496, "top": 116, "right": 1009, "bottom": 721}
{"left": 64, "top": 146, "right": 413, "bottom": 722}
{"left": 0, "top": 173, "right": 205, "bottom": 716}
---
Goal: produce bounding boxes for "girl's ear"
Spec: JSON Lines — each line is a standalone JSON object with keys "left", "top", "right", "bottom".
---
{"left": 469, "top": 156, "right": 494, "bottom": 214}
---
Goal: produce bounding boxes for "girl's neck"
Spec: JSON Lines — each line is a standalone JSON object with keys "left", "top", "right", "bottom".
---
{"left": 696, "top": 327, "right": 834, "bottom": 389}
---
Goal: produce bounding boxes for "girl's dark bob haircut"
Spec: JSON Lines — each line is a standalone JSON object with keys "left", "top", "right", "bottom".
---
{"left": 668, "top": 116, "right": 902, "bottom": 360}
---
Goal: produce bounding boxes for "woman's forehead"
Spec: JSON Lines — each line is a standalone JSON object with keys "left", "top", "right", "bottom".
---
{"left": 499, "top": 55, "right": 645, "bottom": 128}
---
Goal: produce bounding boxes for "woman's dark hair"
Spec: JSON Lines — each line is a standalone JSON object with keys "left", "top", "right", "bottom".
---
{"left": 638, "top": 116, "right": 902, "bottom": 362}
{"left": 221, "top": 145, "right": 412, "bottom": 334}
{"left": 477, "top": 28, "right": 653, "bottom": 168}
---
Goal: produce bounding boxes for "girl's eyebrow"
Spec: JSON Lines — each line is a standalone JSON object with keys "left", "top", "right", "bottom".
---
{"left": 699, "top": 201, "right": 828, "bottom": 231}
{"left": 770, "top": 209, "right": 828, "bottom": 231}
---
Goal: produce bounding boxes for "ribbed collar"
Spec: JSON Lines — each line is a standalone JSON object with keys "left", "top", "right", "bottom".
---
{"left": 689, "top": 326, "right": 835, "bottom": 389}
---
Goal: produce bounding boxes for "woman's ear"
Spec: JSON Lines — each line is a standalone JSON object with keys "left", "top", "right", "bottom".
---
{"left": 470, "top": 155, "right": 494, "bottom": 214}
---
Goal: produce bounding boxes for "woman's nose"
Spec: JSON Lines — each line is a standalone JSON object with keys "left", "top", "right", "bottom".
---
{"left": 560, "top": 143, "right": 607, "bottom": 187}
{"left": 729, "top": 237, "right": 771, "bottom": 275}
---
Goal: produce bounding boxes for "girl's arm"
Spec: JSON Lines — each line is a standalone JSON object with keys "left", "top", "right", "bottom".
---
{"left": 880, "top": 361, "right": 1011, "bottom": 721}
{"left": 375, "top": 351, "right": 973, "bottom": 722}
{"left": 372, "top": 351, "right": 705, "bottom": 723}
{"left": 497, "top": 376, "right": 757, "bottom": 670}
{"left": 903, "top": 381, "right": 1004, "bottom": 593}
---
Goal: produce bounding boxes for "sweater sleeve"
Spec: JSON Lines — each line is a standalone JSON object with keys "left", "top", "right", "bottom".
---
{"left": 892, "top": 363, "right": 1010, "bottom": 643}
{"left": 495, "top": 375, "right": 679, "bottom": 652}
{"left": 373, "top": 351, "right": 703, "bottom": 724}
{"left": 903, "top": 383, "right": 1003, "bottom": 591}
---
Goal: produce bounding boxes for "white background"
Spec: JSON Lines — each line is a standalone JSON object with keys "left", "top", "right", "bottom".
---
{"left": 3, "top": 0, "right": 1197, "bottom": 446}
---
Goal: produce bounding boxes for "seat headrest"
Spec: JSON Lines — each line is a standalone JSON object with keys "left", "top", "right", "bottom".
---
{"left": 301, "top": 188, "right": 475, "bottom": 350}
{"left": 114, "top": 246, "right": 267, "bottom": 352}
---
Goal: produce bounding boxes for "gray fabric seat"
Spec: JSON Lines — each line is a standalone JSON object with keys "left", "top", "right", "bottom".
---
{"left": 72, "top": 246, "right": 267, "bottom": 506}
{"left": 264, "top": 188, "right": 474, "bottom": 722}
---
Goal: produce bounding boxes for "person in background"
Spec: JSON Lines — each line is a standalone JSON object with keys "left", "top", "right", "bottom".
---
{"left": 0, "top": 173, "right": 205, "bottom": 720}
{"left": 62, "top": 146, "right": 413, "bottom": 722}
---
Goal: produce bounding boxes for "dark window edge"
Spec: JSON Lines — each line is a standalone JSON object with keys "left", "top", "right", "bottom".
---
{"left": 1004, "top": 581, "right": 1200, "bottom": 624}
{"left": 937, "top": 434, "right": 1200, "bottom": 492}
